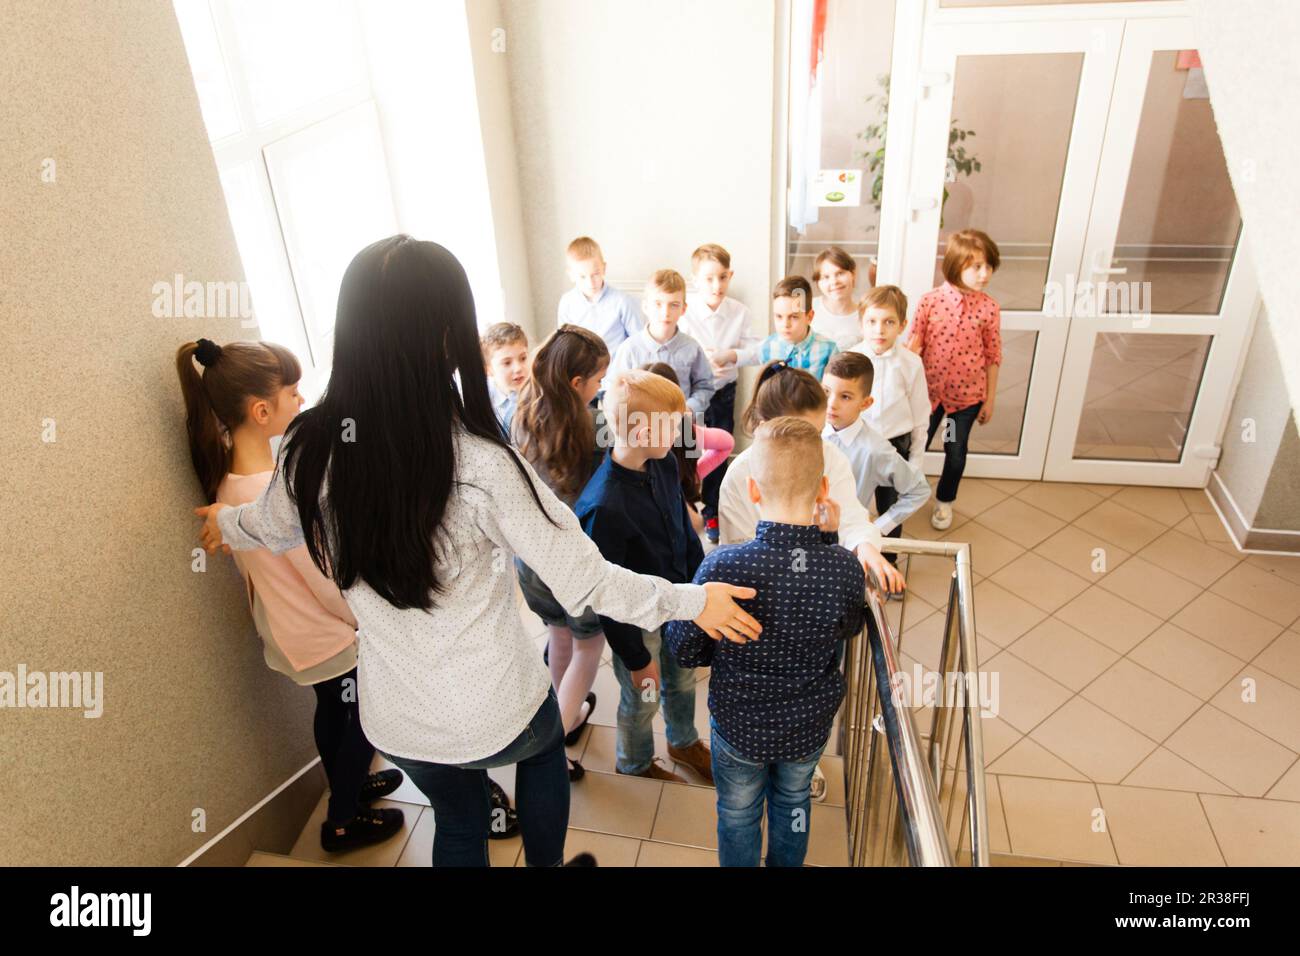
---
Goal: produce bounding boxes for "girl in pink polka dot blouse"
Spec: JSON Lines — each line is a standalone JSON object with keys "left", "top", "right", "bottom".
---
{"left": 907, "top": 229, "right": 1003, "bottom": 531}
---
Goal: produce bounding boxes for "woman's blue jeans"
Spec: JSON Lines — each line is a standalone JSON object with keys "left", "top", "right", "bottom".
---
{"left": 381, "top": 689, "right": 569, "bottom": 866}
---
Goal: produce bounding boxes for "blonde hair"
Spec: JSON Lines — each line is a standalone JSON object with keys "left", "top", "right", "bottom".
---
{"left": 601, "top": 368, "right": 686, "bottom": 439}
{"left": 942, "top": 229, "right": 1001, "bottom": 286}
{"left": 690, "top": 243, "right": 732, "bottom": 271}
{"left": 566, "top": 236, "right": 603, "bottom": 263}
{"left": 646, "top": 268, "right": 687, "bottom": 298}
{"left": 859, "top": 285, "right": 908, "bottom": 326}
{"left": 750, "top": 417, "right": 824, "bottom": 508}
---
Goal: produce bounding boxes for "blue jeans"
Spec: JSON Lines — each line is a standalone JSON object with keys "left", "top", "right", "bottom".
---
{"left": 610, "top": 628, "right": 699, "bottom": 774}
{"left": 926, "top": 401, "right": 982, "bottom": 503}
{"left": 380, "top": 689, "right": 568, "bottom": 867}
{"left": 710, "top": 719, "right": 828, "bottom": 867}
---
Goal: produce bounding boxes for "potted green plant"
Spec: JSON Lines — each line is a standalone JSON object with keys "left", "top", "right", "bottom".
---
{"left": 856, "top": 73, "right": 982, "bottom": 229}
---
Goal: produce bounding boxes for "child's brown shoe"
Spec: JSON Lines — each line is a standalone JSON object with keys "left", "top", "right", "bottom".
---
{"left": 668, "top": 741, "right": 714, "bottom": 784}
{"left": 617, "top": 758, "right": 686, "bottom": 783}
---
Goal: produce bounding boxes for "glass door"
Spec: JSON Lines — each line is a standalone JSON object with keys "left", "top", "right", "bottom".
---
{"left": 1043, "top": 17, "right": 1257, "bottom": 485}
{"left": 900, "top": 18, "right": 1124, "bottom": 479}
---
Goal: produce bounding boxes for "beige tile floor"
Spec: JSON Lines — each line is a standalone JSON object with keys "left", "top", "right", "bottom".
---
{"left": 252, "top": 477, "right": 1300, "bottom": 868}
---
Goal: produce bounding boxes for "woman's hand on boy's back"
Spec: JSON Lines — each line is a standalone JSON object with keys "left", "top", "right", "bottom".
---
{"left": 695, "top": 581, "right": 761, "bottom": 644}
{"left": 194, "top": 503, "right": 232, "bottom": 554}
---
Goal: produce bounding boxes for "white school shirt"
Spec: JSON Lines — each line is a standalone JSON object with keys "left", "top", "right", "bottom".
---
{"left": 850, "top": 341, "right": 931, "bottom": 469}
{"left": 823, "top": 418, "right": 932, "bottom": 535}
{"left": 812, "top": 296, "right": 862, "bottom": 351}
{"left": 717, "top": 439, "right": 884, "bottom": 554}
{"left": 217, "top": 426, "right": 707, "bottom": 765}
{"left": 681, "top": 294, "right": 760, "bottom": 387}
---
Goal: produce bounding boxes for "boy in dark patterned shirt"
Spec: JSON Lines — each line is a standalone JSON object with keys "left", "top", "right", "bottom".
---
{"left": 665, "top": 417, "right": 866, "bottom": 867}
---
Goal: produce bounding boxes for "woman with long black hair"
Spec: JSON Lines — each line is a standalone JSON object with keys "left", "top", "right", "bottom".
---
{"left": 195, "top": 236, "right": 761, "bottom": 866}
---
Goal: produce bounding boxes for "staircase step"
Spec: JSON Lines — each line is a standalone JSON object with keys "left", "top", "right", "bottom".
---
{"left": 245, "top": 851, "right": 344, "bottom": 867}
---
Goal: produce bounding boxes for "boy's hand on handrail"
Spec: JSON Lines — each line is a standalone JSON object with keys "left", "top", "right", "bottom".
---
{"left": 859, "top": 543, "right": 905, "bottom": 595}
{"left": 194, "top": 503, "right": 232, "bottom": 554}
{"left": 695, "top": 582, "right": 761, "bottom": 644}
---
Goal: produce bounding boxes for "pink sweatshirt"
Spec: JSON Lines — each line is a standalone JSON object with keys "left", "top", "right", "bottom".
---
{"left": 216, "top": 471, "right": 357, "bottom": 672}
{"left": 695, "top": 424, "right": 734, "bottom": 479}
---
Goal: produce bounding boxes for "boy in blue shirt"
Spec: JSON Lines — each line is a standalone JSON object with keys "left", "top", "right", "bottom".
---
{"left": 574, "top": 369, "right": 712, "bottom": 783}
{"left": 557, "top": 236, "right": 644, "bottom": 359}
{"left": 666, "top": 416, "right": 866, "bottom": 866}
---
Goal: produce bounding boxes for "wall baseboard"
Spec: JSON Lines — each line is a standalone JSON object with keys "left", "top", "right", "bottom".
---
{"left": 181, "top": 760, "right": 326, "bottom": 867}
{"left": 1208, "top": 471, "right": 1300, "bottom": 555}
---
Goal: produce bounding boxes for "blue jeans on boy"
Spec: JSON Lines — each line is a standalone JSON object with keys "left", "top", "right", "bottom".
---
{"left": 610, "top": 627, "right": 699, "bottom": 774}
{"left": 710, "top": 718, "right": 828, "bottom": 867}
{"left": 381, "top": 689, "right": 568, "bottom": 867}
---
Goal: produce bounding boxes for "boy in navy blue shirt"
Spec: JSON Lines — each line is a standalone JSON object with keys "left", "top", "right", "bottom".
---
{"left": 574, "top": 369, "right": 712, "bottom": 783}
{"left": 666, "top": 416, "right": 866, "bottom": 866}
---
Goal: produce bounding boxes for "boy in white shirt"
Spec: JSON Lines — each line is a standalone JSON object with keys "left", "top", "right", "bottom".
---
{"left": 556, "top": 236, "right": 644, "bottom": 358}
{"left": 850, "top": 286, "right": 932, "bottom": 557}
{"left": 822, "top": 352, "right": 930, "bottom": 583}
{"left": 681, "top": 243, "right": 759, "bottom": 543}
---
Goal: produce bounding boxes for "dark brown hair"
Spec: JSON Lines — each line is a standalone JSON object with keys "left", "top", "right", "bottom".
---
{"left": 772, "top": 275, "right": 813, "bottom": 312}
{"left": 176, "top": 339, "right": 302, "bottom": 503}
{"left": 513, "top": 325, "right": 609, "bottom": 499}
{"left": 641, "top": 362, "right": 701, "bottom": 505}
{"left": 741, "top": 361, "right": 826, "bottom": 434}
{"left": 812, "top": 245, "right": 857, "bottom": 281}
{"left": 825, "top": 351, "right": 875, "bottom": 395}
{"left": 942, "top": 229, "right": 1001, "bottom": 286}
{"left": 480, "top": 322, "right": 527, "bottom": 364}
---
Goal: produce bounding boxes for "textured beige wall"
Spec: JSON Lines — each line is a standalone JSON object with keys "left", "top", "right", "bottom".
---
{"left": 0, "top": 0, "right": 318, "bottom": 865}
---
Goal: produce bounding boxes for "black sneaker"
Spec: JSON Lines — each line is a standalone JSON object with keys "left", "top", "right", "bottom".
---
{"left": 487, "top": 778, "right": 519, "bottom": 840}
{"left": 358, "top": 769, "right": 403, "bottom": 803}
{"left": 320, "top": 806, "right": 405, "bottom": 853}
{"left": 568, "top": 758, "right": 585, "bottom": 782}
{"left": 563, "top": 852, "right": 598, "bottom": 866}
{"left": 564, "top": 693, "right": 596, "bottom": 747}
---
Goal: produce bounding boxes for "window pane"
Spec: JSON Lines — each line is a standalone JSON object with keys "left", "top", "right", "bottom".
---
{"left": 787, "top": 0, "right": 896, "bottom": 287}
{"left": 1072, "top": 332, "right": 1212, "bottom": 462}
{"left": 936, "top": 53, "right": 1083, "bottom": 311}
{"left": 263, "top": 104, "right": 398, "bottom": 349}
{"left": 218, "top": 163, "right": 307, "bottom": 357}
{"left": 225, "top": 0, "right": 367, "bottom": 126}
{"left": 172, "top": 0, "right": 241, "bottom": 141}
{"left": 1106, "top": 51, "right": 1242, "bottom": 315}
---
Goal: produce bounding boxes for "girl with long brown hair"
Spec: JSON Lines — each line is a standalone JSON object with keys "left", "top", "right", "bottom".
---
{"left": 511, "top": 325, "right": 610, "bottom": 780}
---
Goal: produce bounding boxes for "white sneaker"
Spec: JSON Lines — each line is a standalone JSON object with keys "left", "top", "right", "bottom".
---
{"left": 930, "top": 501, "right": 953, "bottom": 530}
{"left": 810, "top": 764, "right": 827, "bottom": 802}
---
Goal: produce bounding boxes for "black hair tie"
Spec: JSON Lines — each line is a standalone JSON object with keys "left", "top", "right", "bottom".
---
{"left": 757, "top": 359, "right": 790, "bottom": 386}
{"left": 194, "top": 338, "right": 223, "bottom": 368}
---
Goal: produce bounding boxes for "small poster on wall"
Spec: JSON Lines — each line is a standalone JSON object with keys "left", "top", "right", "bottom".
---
{"left": 811, "top": 169, "right": 863, "bottom": 207}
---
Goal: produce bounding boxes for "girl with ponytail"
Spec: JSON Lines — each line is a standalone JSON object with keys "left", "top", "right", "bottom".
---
{"left": 176, "top": 337, "right": 409, "bottom": 854}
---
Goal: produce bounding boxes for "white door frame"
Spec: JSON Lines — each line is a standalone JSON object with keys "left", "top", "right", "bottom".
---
{"left": 903, "top": 18, "right": 1124, "bottom": 480}
{"left": 1043, "top": 16, "right": 1258, "bottom": 485}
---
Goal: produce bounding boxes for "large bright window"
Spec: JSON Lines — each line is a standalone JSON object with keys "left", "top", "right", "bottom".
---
{"left": 173, "top": 0, "right": 399, "bottom": 398}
